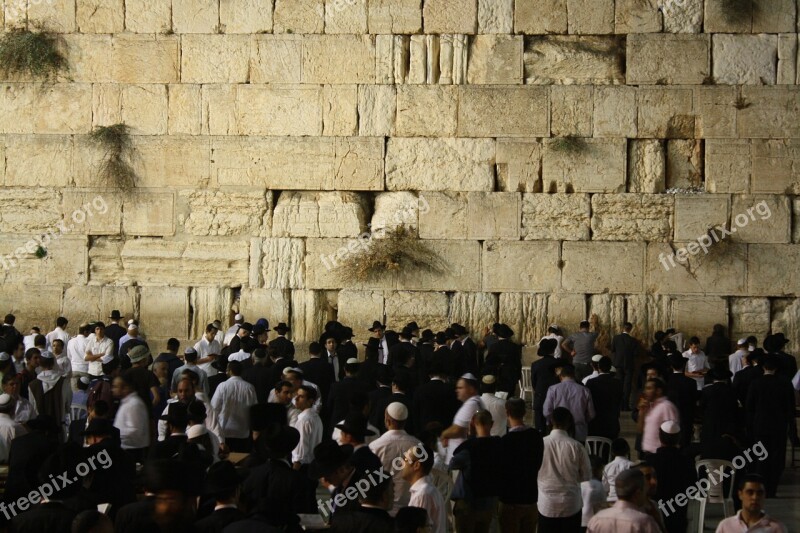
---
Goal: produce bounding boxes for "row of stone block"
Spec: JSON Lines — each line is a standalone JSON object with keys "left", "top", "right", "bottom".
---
{"left": 6, "top": 0, "right": 796, "bottom": 36}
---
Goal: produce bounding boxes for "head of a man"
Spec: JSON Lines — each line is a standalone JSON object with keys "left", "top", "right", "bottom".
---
{"left": 400, "top": 444, "right": 433, "bottom": 485}
{"left": 635, "top": 462, "right": 658, "bottom": 498}
{"left": 112, "top": 375, "right": 133, "bottom": 400}
{"left": 505, "top": 397, "right": 526, "bottom": 424}
{"left": 616, "top": 468, "right": 647, "bottom": 506}
{"left": 176, "top": 378, "right": 196, "bottom": 403}
{"left": 471, "top": 410, "right": 493, "bottom": 437}
{"left": 737, "top": 474, "right": 766, "bottom": 516}
{"left": 643, "top": 378, "right": 665, "bottom": 402}
{"left": 557, "top": 364, "right": 575, "bottom": 382}
{"left": 226, "top": 360, "right": 243, "bottom": 378}
{"left": 52, "top": 339, "right": 64, "bottom": 356}
{"left": 33, "top": 334, "right": 46, "bottom": 349}
{"left": 274, "top": 381, "right": 294, "bottom": 405}
{"left": 324, "top": 337, "right": 337, "bottom": 354}
{"left": 688, "top": 337, "right": 701, "bottom": 354}
{"left": 2, "top": 374, "right": 19, "bottom": 399}
{"left": 645, "top": 366, "right": 661, "bottom": 381}
{"left": 204, "top": 324, "right": 217, "bottom": 342}
{"left": 550, "top": 406, "right": 575, "bottom": 433}
{"left": 456, "top": 377, "right": 478, "bottom": 403}
{"left": 94, "top": 322, "right": 106, "bottom": 339}
{"left": 295, "top": 385, "right": 317, "bottom": 412}
{"left": 25, "top": 348, "right": 41, "bottom": 370}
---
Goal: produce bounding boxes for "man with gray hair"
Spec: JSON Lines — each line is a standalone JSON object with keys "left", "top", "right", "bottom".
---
{"left": 587, "top": 468, "right": 660, "bottom": 532}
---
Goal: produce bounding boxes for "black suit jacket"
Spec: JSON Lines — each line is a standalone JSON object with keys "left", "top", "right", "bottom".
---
{"left": 486, "top": 339, "right": 522, "bottom": 392}
{"left": 611, "top": 333, "right": 639, "bottom": 369}
{"left": 240, "top": 459, "right": 316, "bottom": 521}
{"left": 104, "top": 323, "right": 127, "bottom": 356}
{"left": 114, "top": 498, "right": 157, "bottom": 533}
{"left": 8, "top": 501, "right": 75, "bottom": 533}
{"left": 265, "top": 358, "right": 297, "bottom": 393}
{"left": 150, "top": 434, "right": 189, "bottom": 460}
{"left": 387, "top": 342, "right": 417, "bottom": 369}
{"left": 732, "top": 365, "right": 763, "bottom": 407}
{"left": 268, "top": 336, "right": 295, "bottom": 359}
{"left": 746, "top": 374, "right": 794, "bottom": 437}
{"left": 368, "top": 386, "right": 393, "bottom": 430}
{"left": 666, "top": 372, "right": 699, "bottom": 445}
{"left": 326, "top": 376, "right": 369, "bottom": 431}
{"left": 329, "top": 506, "right": 393, "bottom": 533}
{"left": 460, "top": 338, "right": 479, "bottom": 375}
{"left": 412, "top": 378, "right": 458, "bottom": 432}
{"left": 299, "top": 357, "right": 335, "bottom": 402}
{"left": 775, "top": 351, "right": 798, "bottom": 382}
{"left": 243, "top": 363, "right": 273, "bottom": 404}
{"left": 530, "top": 356, "right": 561, "bottom": 410}
{"left": 338, "top": 341, "right": 358, "bottom": 363}
{"left": 699, "top": 382, "right": 741, "bottom": 448}
{"left": 194, "top": 507, "right": 245, "bottom": 533}
{"left": 586, "top": 373, "right": 623, "bottom": 439}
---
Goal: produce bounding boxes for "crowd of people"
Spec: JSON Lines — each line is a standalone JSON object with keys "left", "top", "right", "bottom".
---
{"left": 0, "top": 311, "right": 796, "bottom": 533}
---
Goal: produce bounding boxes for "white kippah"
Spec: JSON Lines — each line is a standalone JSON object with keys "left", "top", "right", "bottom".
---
{"left": 0, "top": 352, "right": 9, "bottom": 362}
{"left": 0, "top": 393, "right": 12, "bottom": 407}
{"left": 186, "top": 424, "right": 208, "bottom": 440}
{"left": 386, "top": 402, "right": 408, "bottom": 421}
{"left": 660, "top": 420, "right": 680, "bottom": 434}
{"left": 40, "top": 350, "right": 54, "bottom": 360}
{"left": 737, "top": 338, "right": 748, "bottom": 345}
{"left": 460, "top": 373, "right": 477, "bottom": 381}
{"left": 591, "top": 354, "right": 604, "bottom": 363}
{"left": 234, "top": 313, "right": 244, "bottom": 321}
{"left": 346, "top": 358, "right": 359, "bottom": 365}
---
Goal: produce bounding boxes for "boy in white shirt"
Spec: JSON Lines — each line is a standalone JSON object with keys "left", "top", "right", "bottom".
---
{"left": 603, "top": 438, "right": 634, "bottom": 502}
{"left": 682, "top": 337, "right": 709, "bottom": 390}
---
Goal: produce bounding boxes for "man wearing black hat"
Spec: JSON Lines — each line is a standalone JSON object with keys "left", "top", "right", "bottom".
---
{"left": 310, "top": 440, "right": 361, "bottom": 517}
{"left": 413, "top": 359, "right": 459, "bottom": 431}
{"left": 530, "top": 339, "right": 563, "bottom": 431}
{"left": 325, "top": 359, "right": 368, "bottom": 436}
{"left": 194, "top": 461, "right": 246, "bottom": 533}
{"left": 388, "top": 327, "right": 418, "bottom": 371}
{"left": 698, "top": 365, "right": 739, "bottom": 456}
{"left": 369, "top": 321, "right": 389, "bottom": 366}
{"left": 328, "top": 477, "right": 394, "bottom": 533}
{"left": 764, "top": 333, "right": 798, "bottom": 382}
{"left": 453, "top": 324, "right": 479, "bottom": 376}
{"left": 266, "top": 346, "right": 298, "bottom": 392}
{"left": 335, "top": 412, "right": 382, "bottom": 475}
{"left": 268, "top": 323, "right": 295, "bottom": 359}
{"left": 367, "top": 365, "right": 393, "bottom": 430}
{"left": 299, "top": 342, "right": 336, "bottom": 404}
{"left": 82, "top": 417, "right": 136, "bottom": 511}
{"left": 105, "top": 310, "right": 127, "bottom": 357}
{"left": 151, "top": 402, "right": 191, "bottom": 460}
{"left": 228, "top": 322, "right": 258, "bottom": 355}
{"left": 485, "top": 324, "right": 522, "bottom": 394}
{"left": 610, "top": 322, "right": 640, "bottom": 411}
{"left": 586, "top": 356, "right": 623, "bottom": 440}
{"left": 338, "top": 327, "right": 358, "bottom": 363}
{"left": 243, "top": 347, "right": 272, "bottom": 404}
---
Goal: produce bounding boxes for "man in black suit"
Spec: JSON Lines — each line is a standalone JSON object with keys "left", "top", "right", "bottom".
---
{"left": 104, "top": 310, "right": 127, "bottom": 357}
{"left": 337, "top": 327, "right": 358, "bottom": 363}
{"left": 243, "top": 347, "right": 272, "bottom": 404}
{"left": 265, "top": 347, "right": 297, "bottom": 393}
{"left": 586, "top": 356, "right": 623, "bottom": 439}
{"left": 325, "top": 359, "right": 368, "bottom": 436}
{"left": 373, "top": 372, "right": 415, "bottom": 435}
{"left": 324, "top": 335, "right": 348, "bottom": 382}
{"left": 151, "top": 402, "right": 191, "bottom": 460}
{"left": 299, "top": 342, "right": 336, "bottom": 403}
{"left": 665, "top": 353, "right": 699, "bottom": 448}
{"left": 699, "top": 366, "right": 741, "bottom": 457}
{"left": 368, "top": 365, "right": 393, "bottom": 431}
{"left": 610, "top": 322, "right": 640, "bottom": 411}
{"left": 530, "top": 339, "right": 562, "bottom": 432}
{"left": 328, "top": 477, "right": 394, "bottom": 533}
{"left": 453, "top": 324, "right": 479, "bottom": 376}
{"left": 412, "top": 360, "right": 458, "bottom": 432}
{"left": 81, "top": 417, "right": 137, "bottom": 513}
{"left": 733, "top": 350, "right": 763, "bottom": 407}
{"left": 486, "top": 324, "right": 522, "bottom": 394}
{"left": 267, "top": 323, "right": 295, "bottom": 360}
{"left": 228, "top": 322, "right": 258, "bottom": 355}
{"left": 764, "top": 333, "right": 798, "bottom": 382}
{"left": 194, "top": 461, "right": 246, "bottom": 533}
{"left": 334, "top": 412, "right": 382, "bottom": 474}
{"left": 387, "top": 327, "right": 418, "bottom": 370}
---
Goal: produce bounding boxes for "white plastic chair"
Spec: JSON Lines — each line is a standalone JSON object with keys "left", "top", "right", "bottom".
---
{"left": 694, "top": 459, "right": 736, "bottom": 533}
{"left": 584, "top": 436, "right": 613, "bottom": 463}
{"left": 518, "top": 367, "right": 533, "bottom": 402}
{"left": 70, "top": 403, "right": 88, "bottom": 422}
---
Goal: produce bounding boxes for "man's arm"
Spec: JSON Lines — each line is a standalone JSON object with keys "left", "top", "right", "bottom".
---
{"left": 440, "top": 423, "right": 467, "bottom": 442}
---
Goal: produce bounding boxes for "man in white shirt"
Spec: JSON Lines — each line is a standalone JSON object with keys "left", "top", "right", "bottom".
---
{"left": 171, "top": 348, "right": 210, "bottom": 396}
{"left": 23, "top": 327, "right": 40, "bottom": 352}
{"left": 28, "top": 351, "right": 72, "bottom": 437}
{"left": 211, "top": 360, "right": 257, "bottom": 452}
{"left": 729, "top": 338, "right": 749, "bottom": 375}
{"left": 291, "top": 384, "right": 323, "bottom": 470}
{"left": 441, "top": 374, "right": 484, "bottom": 463}
{"left": 194, "top": 323, "right": 222, "bottom": 377}
{"left": 402, "top": 443, "right": 446, "bottom": 533}
{"left": 112, "top": 373, "right": 150, "bottom": 460}
{"left": 52, "top": 339, "right": 71, "bottom": 379}
{"left": 223, "top": 314, "right": 244, "bottom": 347}
{"left": 45, "top": 317, "right": 70, "bottom": 351}
{"left": 479, "top": 375, "right": 507, "bottom": 436}
{"left": 1, "top": 374, "right": 36, "bottom": 423}
{"left": 369, "top": 402, "right": 422, "bottom": 515}
{"left": 539, "top": 325, "right": 564, "bottom": 358}
{"left": 682, "top": 336, "right": 709, "bottom": 390}
{"left": 0, "top": 393, "right": 27, "bottom": 463}
{"left": 603, "top": 438, "right": 634, "bottom": 501}
{"left": 85, "top": 322, "right": 113, "bottom": 378}
{"left": 538, "top": 407, "right": 591, "bottom": 531}
{"left": 583, "top": 354, "right": 603, "bottom": 385}
{"left": 67, "top": 323, "right": 90, "bottom": 390}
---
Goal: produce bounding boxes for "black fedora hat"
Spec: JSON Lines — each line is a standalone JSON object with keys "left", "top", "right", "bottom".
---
{"left": 159, "top": 402, "right": 189, "bottom": 426}
{"left": 538, "top": 338, "right": 558, "bottom": 356}
{"left": 341, "top": 326, "right": 355, "bottom": 339}
{"left": 495, "top": 324, "right": 514, "bottom": 338}
{"left": 400, "top": 326, "right": 416, "bottom": 340}
{"left": 108, "top": 310, "right": 123, "bottom": 320}
{"left": 264, "top": 424, "right": 301, "bottom": 456}
{"left": 419, "top": 329, "right": 434, "bottom": 343}
{"left": 238, "top": 322, "right": 253, "bottom": 332}
{"left": 274, "top": 322, "right": 291, "bottom": 333}
{"left": 309, "top": 441, "right": 354, "bottom": 479}
{"left": 334, "top": 412, "right": 375, "bottom": 439}
{"left": 368, "top": 320, "right": 386, "bottom": 332}
{"left": 406, "top": 321, "right": 420, "bottom": 331}
{"left": 434, "top": 332, "right": 448, "bottom": 345}
{"left": 203, "top": 460, "right": 241, "bottom": 495}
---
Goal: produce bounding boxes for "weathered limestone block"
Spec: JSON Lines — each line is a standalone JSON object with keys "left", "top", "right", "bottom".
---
{"left": 499, "top": 293, "right": 547, "bottom": 347}
{"left": 27, "top": 84, "right": 90, "bottom": 135}
{"left": 273, "top": 192, "right": 367, "bottom": 238}
{"left": 220, "top": 0, "right": 273, "bottom": 33}
{"left": 303, "top": 36, "right": 376, "bottom": 84}
{"left": 730, "top": 298, "right": 770, "bottom": 344}
{"left": 449, "top": 292, "right": 498, "bottom": 341}
{"left": 4, "top": 135, "right": 73, "bottom": 187}
{"left": 61, "top": 190, "right": 122, "bottom": 235}
{"left": 646, "top": 242, "right": 747, "bottom": 295}
{"left": 424, "top": 0, "right": 477, "bottom": 33}
{"left": 693, "top": 87, "right": 737, "bottom": 139}
{"left": 542, "top": 138, "right": 626, "bottom": 193}
{"left": 372, "top": 192, "right": 421, "bottom": 233}
{"left": 337, "top": 290, "right": 384, "bottom": 345}
{"left": 201, "top": 85, "right": 237, "bottom": 136}
{"left": 251, "top": 36, "right": 303, "bottom": 84}
{"left": 662, "top": 0, "right": 703, "bottom": 33}
{"left": 112, "top": 35, "right": 179, "bottom": 84}
{"left": 614, "top": 0, "right": 661, "bottom": 33}
{"left": 189, "top": 287, "right": 232, "bottom": 340}
{"left": 626, "top": 294, "right": 670, "bottom": 345}
{"left": 92, "top": 85, "right": 122, "bottom": 129}
{"left": 551, "top": 86, "right": 593, "bottom": 137}
{"left": 305, "top": 238, "right": 396, "bottom": 290}
{"left": 374, "top": 35, "right": 399, "bottom": 83}
{"left": 120, "top": 84, "right": 168, "bottom": 135}
{"left": 0, "top": 286, "right": 63, "bottom": 331}
{"left": 478, "top": 0, "right": 513, "bottom": 33}
{"left": 589, "top": 294, "right": 626, "bottom": 356}
{"left": 274, "top": 0, "right": 324, "bottom": 33}
{"left": 705, "top": 0, "right": 795, "bottom": 33}
{"left": 291, "top": 290, "right": 331, "bottom": 345}
{"left": 239, "top": 289, "right": 291, "bottom": 327}
{"left": 496, "top": 139, "right": 542, "bottom": 193}
{"left": 234, "top": 85, "right": 322, "bottom": 136}
{"left": 124, "top": 0, "right": 171, "bottom": 32}
{"left": 674, "top": 195, "right": 730, "bottom": 241}
{"left": 60, "top": 35, "right": 112, "bottom": 83}
{"left": 713, "top": 35, "right": 778, "bottom": 86}
{"left": 468, "top": 35, "right": 523, "bottom": 84}
{"left": 771, "top": 298, "right": 800, "bottom": 354}
{"left": 729, "top": 195, "right": 791, "bottom": 244}
{"left": 397, "top": 240, "right": 481, "bottom": 292}
{"left": 738, "top": 87, "right": 800, "bottom": 139}
{"left": 593, "top": 87, "right": 637, "bottom": 137}
{"left": 591, "top": 194, "right": 673, "bottom": 242}
{"left": 514, "top": 0, "right": 567, "bottom": 34}
{"left": 326, "top": 0, "right": 367, "bottom": 33}
{"left": 182, "top": 35, "right": 250, "bottom": 84}
{"left": 0, "top": 85, "right": 36, "bottom": 134}
{"left": 168, "top": 84, "right": 201, "bottom": 135}
{"left": 386, "top": 138, "right": 495, "bottom": 192}
{"left": 181, "top": 190, "right": 270, "bottom": 237}
{"left": 666, "top": 140, "right": 702, "bottom": 190}
{"left": 777, "top": 34, "right": 797, "bottom": 85}
{"left": 407, "top": 35, "right": 427, "bottom": 84}
{"left": 0, "top": 236, "right": 87, "bottom": 285}
{"left": 396, "top": 86, "right": 457, "bottom": 137}
{"left": 562, "top": 242, "right": 645, "bottom": 293}
{"left": 322, "top": 85, "right": 357, "bottom": 137}
{"left": 172, "top": 0, "right": 218, "bottom": 33}
{"left": 627, "top": 34, "right": 710, "bottom": 85}
{"left": 672, "top": 297, "right": 729, "bottom": 342}
{"left": 140, "top": 287, "right": 189, "bottom": 339}
{"left": 26, "top": 0, "right": 75, "bottom": 31}
{"left": 705, "top": 140, "right": 751, "bottom": 193}
{"left": 466, "top": 192, "right": 520, "bottom": 240}
{"left": 628, "top": 140, "right": 666, "bottom": 194}
{"left": 262, "top": 238, "right": 305, "bottom": 289}
{"left": 122, "top": 192, "right": 174, "bottom": 237}
{"left": 77, "top": 0, "right": 124, "bottom": 33}
{"left": 62, "top": 286, "right": 136, "bottom": 330}
{"left": 367, "top": 0, "right": 421, "bottom": 33}
{"left": 751, "top": 140, "right": 800, "bottom": 194}
{"left": 358, "top": 85, "right": 396, "bottom": 137}
{"left": 636, "top": 88, "right": 694, "bottom": 139}
{"left": 87, "top": 238, "right": 123, "bottom": 283}
{"left": 0, "top": 189, "right": 60, "bottom": 234}
{"left": 522, "top": 193, "right": 590, "bottom": 241}
{"left": 567, "top": 0, "right": 614, "bottom": 34}
{"left": 418, "top": 192, "right": 468, "bottom": 239}
{"left": 458, "top": 87, "right": 549, "bottom": 137}
{"left": 213, "top": 137, "right": 384, "bottom": 191}
{"left": 547, "top": 293, "right": 587, "bottom": 334}
{"left": 524, "top": 36, "right": 625, "bottom": 85}
{"left": 130, "top": 136, "right": 211, "bottom": 188}
{"left": 385, "top": 291, "right": 449, "bottom": 331}
{"left": 440, "top": 34, "right": 469, "bottom": 84}
{"left": 482, "top": 241, "right": 561, "bottom": 292}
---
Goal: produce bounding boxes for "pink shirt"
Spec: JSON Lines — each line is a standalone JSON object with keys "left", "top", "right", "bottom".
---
{"left": 641, "top": 397, "right": 679, "bottom": 454}
{"left": 587, "top": 500, "right": 660, "bottom": 533}
{"left": 715, "top": 511, "right": 787, "bottom": 533}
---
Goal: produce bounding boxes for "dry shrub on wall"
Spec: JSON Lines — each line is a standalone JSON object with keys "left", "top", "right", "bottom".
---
{"left": 338, "top": 224, "right": 447, "bottom": 284}
{"left": 0, "top": 26, "right": 67, "bottom": 79}
{"left": 89, "top": 124, "right": 138, "bottom": 190}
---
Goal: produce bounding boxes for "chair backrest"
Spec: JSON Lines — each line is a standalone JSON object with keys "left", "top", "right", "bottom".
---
{"left": 585, "top": 436, "right": 613, "bottom": 463}
{"left": 521, "top": 367, "right": 532, "bottom": 391}
{"left": 71, "top": 403, "right": 88, "bottom": 422}
{"left": 695, "top": 459, "right": 736, "bottom": 502}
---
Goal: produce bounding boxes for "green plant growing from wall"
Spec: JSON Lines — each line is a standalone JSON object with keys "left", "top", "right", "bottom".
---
{"left": 0, "top": 26, "right": 67, "bottom": 78}
{"left": 35, "top": 246, "right": 47, "bottom": 259}
{"left": 550, "top": 136, "right": 589, "bottom": 154}
{"left": 89, "top": 123, "right": 138, "bottom": 189}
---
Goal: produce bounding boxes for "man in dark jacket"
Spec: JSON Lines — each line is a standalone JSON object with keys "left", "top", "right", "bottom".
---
{"left": 325, "top": 359, "right": 368, "bottom": 436}
{"left": 267, "top": 323, "right": 295, "bottom": 360}
{"left": 486, "top": 324, "right": 522, "bottom": 395}
{"left": 412, "top": 360, "right": 459, "bottom": 432}
{"left": 665, "top": 353, "right": 699, "bottom": 448}
{"left": 299, "top": 342, "right": 336, "bottom": 403}
{"left": 367, "top": 365, "right": 393, "bottom": 431}
{"left": 764, "top": 333, "right": 798, "bottom": 382}
{"left": 704, "top": 324, "right": 731, "bottom": 365}
{"left": 652, "top": 421, "right": 696, "bottom": 533}
{"left": 194, "top": 461, "right": 245, "bottom": 533}
{"left": 610, "top": 322, "right": 639, "bottom": 411}
{"left": 530, "top": 339, "right": 562, "bottom": 432}
{"left": 586, "top": 356, "right": 623, "bottom": 439}
{"left": 104, "top": 310, "right": 127, "bottom": 357}
{"left": 699, "top": 366, "right": 740, "bottom": 457}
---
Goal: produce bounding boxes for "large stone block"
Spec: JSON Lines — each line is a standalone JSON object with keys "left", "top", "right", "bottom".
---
{"left": 448, "top": 293, "right": 498, "bottom": 342}
{"left": 591, "top": 194, "right": 673, "bottom": 242}
{"left": 28, "top": 84, "right": 92, "bottom": 135}
{"left": 562, "top": 242, "right": 645, "bottom": 293}
{"left": 303, "top": 35, "right": 376, "bottom": 84}
{"left": 172, "top": 0, "right": 218, "bottom": 33}
{"left": 274, "top": 0, "right": 324, "bottom": 33}
{"left": 751, "top": 139, "right": 800, "bottom": 194}
{"left": 629, "top": 140, "right": 665, "bottom": 194}
{"left": 124, "top": 0, "right": 171, "bottom": 32}
{"left": 524, "top": 36, "right": 625, "bottom": 85}
{"left": 358, "top": 85, "right": 396, "bottom": 137}
{"left": 777, "top": 34, "right": 797, "bottom": 85}
{"left": 385, "top": 291, "right": 449, "bottom": 331}
{"left": 713, "top": 35, "right": 777, "bottom": 86}
{"left": 220, "top": 0, "right": 273, "bottom": 33}
{"left": 551, "top": 86, "right": 593, "bottom": 137}
{"left": 522, "top": 193, "right": 590, "bottom": 241}
{"left": 273, "top": 192, "right": 367, "bottom": 238}
{"left": 589, "top": 294, "right": 626, "bottom": 355}
{"left": 666, "top": 140, "right": 702, "bottom": 190}
{"left": 77, "top": 0, "right": 124, "bottom": 33}
{"left": 189, "top": 287, "right": 232, "bottom": 339}
{"left": 636, "top": 87, "right": 694, "bottom": 139}
{"left": 239, "top": 289, "right": 291, "bottom": 327}
{"left": 499, "top": 293, "right": 547, "bottom": 346}
{"left": 672, "top": 297, "right": 729, "bottom": 342}
{"left": 466, "top": 192, "right": 520, "bottom": 240}
{"left": 593, "top": 87, "right": 637, "bottom": 137}
{"left": 693, "top": 86, "right": 737, "bottom": 139}
{"left": 123, "top": 192, "right": 175, "bottom": 236}
{"left": 662, "top": 0, "right": 703, "bottom": 33}
{"left": 627, "top": 34, "right": 710, "bottom": 85}
{"left": 397, "top": 240, "right": 482, "bottom": 292}
{"left": 291, "top": 290, "right": 331, "bottom": 344}
{"left": 705, "top": 0, "right": 795, "bottom": 33}
{"left": 26, "top": 0, "right": 75, "bottom": 32}
{"left": 129, "top": 137, "right": 211, "bottom": 189}
{"left": 251, "top": 36, "right": 303, "bottom": 84}
{"left": 181, "top": 35, "right": 250, "bottom": 84}
{"left": 120, "top": 84, "right": 168, "bottom": 135}
{"left": 112, "top": 35, "right": 179, "bottom": 84}
{"left": 201, "top": 85, "right": 237, "bottom": 136}
{"left": 547, "top": 293, "right": 587, "bottom": 333}
{"left": 514, "top": 0, "right": 567, "bottom": 34}
{"left": 367, "top": 0, "right": 421, "bottom": 33}
{"left": 542, "top": 138, "right": 626, "bottom": 193}
{"left": 0, "top": 85, "right": 36, "bottom": 134}
{"left": 322, "top": 85, "right": 358, "bottom": 137}
{"left": 0, "top": 286, "right": 63, "bottom": 332}
{"left": 457, "top": 87, "right": 548, "bottom": 137}
{"left": 0, "top": 189, "right": 61, "bottom": 234}
{"left": 478, "top": 0, "right": 514, "bottom": 33}
{"left": 468, "top": 35, "right": 523, "bottom": 84}
{"left": 212, "top": 137, "right": 384, "bottom": 191}
{"left": 61, "top": 190, "right": 122, "bottom": 235}
{"left": 737, "top": 87, "right": 800, "bottom": 139}
{"left": 234, "top": 85, "right": 322, "bottom": 136}
{"left": 424, "top": 0, "right": 477, "bottom": 33}
{"left": 62, "top": 286, "right": 136, "bottom": 330}
{"left": 626, "top": 294, "right": 671, "bottom": 345}
{"left": 386, "top": 138, "right": 495, "bottom": 192}
{"left": 261, "top": 238, "right": 306, "bottom": 289}
{"left": 771, "top": 298, "right": 800, "bottom": 354}
{"left": 730, "top": 297, "right": 770, "bottom": 343}
{"left": 646, "top": 242, "right": 747, "bottom": 295}
{"left": 181, "top": 189, "right": 270, "bottom": 237}
{"left": 140, "top": 287, "right": 190, "bottom": 339}
{"left": 705, "top": 140, "right": 751, "bottom": 193}
{"left": 4, "top": 135, "right": 73, "bottom": 187}
{"left": 396, "top": 86, "right": 457, "bottom": 137}
{"left": 0, "top": 235, "right": 87, "bottom": 286}
{"left": 305, "top": 238, "right": 396, "bottom": 291}
{"left": 92, "top": 85, "right": 122, "bottom": 129}
{"left": 168, "top": 84, "right": 201, "bottom": 135}
{"left": 482, "top": 241, "right": 561, "bottom": 292}
{"left": 567, "top": 0, "right": 614, "bottom": 34}
{"left": 371, "top": 192, "right": 421, "bottom": 233}
{"left": 728, "top": 195, "right": 791, "bottom": 244}
{"left": 336, "top": 290, "right": 385, "bottom": 345}
{"left": 496, "top": 139, "right": 542, "bottom": 193}
{"left": 418, "top": 192, "right": 468, "bottom": 240}
{"left": 60, "top": 35, "right": 113, "bottom": 83}
{"left": 614, "top": 0, "right": 662, "bottom": 33}
{"left": 325, "top": 0, "right": 367, "bottom": 33}
{"left": 674, "top": 195, "right": 730, "bottom": 241}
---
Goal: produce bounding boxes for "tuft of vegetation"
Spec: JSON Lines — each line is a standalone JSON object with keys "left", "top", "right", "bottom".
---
{"left": 35, "top": 246, "right": 47, "bottom": 259}
{"left": 0, "top": 27, "right": 67, "bottom": 79}
{"left": 89, "top": 123, "right": 138, "bottom": 189}
{"left": 702, "top": 75, "right": 716, "bottom": 85}
{"left": 550, "top": 136, "right": 589, "bottom": 154}
{"left": 720, "top": 0, "right": 755, "bottom": 25}
{"left": 734, "top": 96, "right": 752, "bottom": 110}
{"left": 339, "top": 224, "right": 447, "bottom": 284}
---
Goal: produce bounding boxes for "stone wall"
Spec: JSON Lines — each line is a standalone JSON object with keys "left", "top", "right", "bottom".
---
{"left": 1, "top": 0, "right": 799, "bottom": 361}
